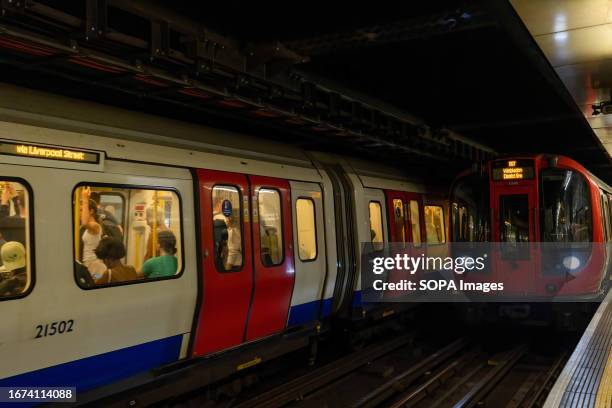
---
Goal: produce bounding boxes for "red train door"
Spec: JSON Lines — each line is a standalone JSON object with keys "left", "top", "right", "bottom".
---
{"left": 385, "top": 190, "right": 424, "bottom": 298}
{"left": 492, "top": 185, "right": 537, "bottom": 294}
{"left": 245, "top": 176, "right": 295, "bottom": 340}
{"left": 192, "top": 169, "right": 253, "bottom": 356}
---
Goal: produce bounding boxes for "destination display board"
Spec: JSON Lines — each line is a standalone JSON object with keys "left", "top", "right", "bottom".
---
{"left": 492, "top": 159, "right": 535, "bottom": 181}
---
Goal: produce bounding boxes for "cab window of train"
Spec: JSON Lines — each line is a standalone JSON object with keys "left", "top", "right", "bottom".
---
{"left": 392, "top": 199, "right": 406, "bottom": 244}
{"left": 500, "top": 195, "right": 530, "bottom": 243}
{"left": 212, "top": 186, "right": 243, "bottom": 272}
{"left": 73, "top": 185, "right": 183, "bottom": 288}
{"left": 425, "top": 205, "right": 446, "bottom": 244}
{"left": 540, "top": 169, "right": 592, "bottom": 242}
{"left": 409, "top": 200, "right": 421, "bottom": 246}
{"left": 0, "top": 181, "right": 31, "bottom": 299}
{"left": 296, "top": 198, "right": 317, "bottom": 261}
{"left": 368, "top": 201, "right": 384, "bottom": 251}
{"left": 259, "top": 188, "right": 283, "bottom": 266}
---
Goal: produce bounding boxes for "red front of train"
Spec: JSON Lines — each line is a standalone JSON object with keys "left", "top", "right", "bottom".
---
{"left": 450, "top": 154, "right": 612, "bottom": 300}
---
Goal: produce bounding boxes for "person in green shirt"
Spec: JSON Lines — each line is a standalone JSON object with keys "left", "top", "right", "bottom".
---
{"left": 141, "top": 230, "right": 178, "bottom": 278}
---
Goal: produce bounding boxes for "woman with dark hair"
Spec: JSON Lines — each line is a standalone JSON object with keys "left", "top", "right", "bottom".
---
{"left": 141, "top": 230, "right": 178, "bottom": 278}
{"left": 93, "top": 237, "right": 138, "bottom": 284}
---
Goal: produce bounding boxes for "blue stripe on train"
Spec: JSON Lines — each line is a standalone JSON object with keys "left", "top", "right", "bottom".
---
{"left": 287, "top": 298, "right": 333, "bottom": 326}
{"left": 0, "top": 334, "right": 182, "bottom": 395}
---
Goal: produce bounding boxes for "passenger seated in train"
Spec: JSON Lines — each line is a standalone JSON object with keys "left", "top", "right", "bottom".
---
{"left": 0, "top": 182, "right": 26, "bottom": 246}
{"left": 0, "top": 241, "right": 27, "bottom": 297}
{"left": 225, "top": 210, "right": 242, "bottom": 271}
{"left": 80, "top": 187, "right": 107, "bottom": 279}
{"left": 141, "top": 230, "right": 178, "bottom": 278}
{"left": 93, "top": 237, "right": 139, "bottom": 284}
{"left": 144, "top": 206, "right": 170, "bottom": 261}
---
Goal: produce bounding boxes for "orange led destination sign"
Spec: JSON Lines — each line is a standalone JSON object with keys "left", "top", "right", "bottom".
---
{"left": 0, "top": 141, "right": 100, "bottom": 164}
{"left": 492, "top": 159, "right": 534, "bottom": 181}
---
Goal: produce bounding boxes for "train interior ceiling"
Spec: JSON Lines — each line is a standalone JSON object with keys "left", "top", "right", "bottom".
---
{"left": 0, "top": 0, "right": 609, "bottom": 184}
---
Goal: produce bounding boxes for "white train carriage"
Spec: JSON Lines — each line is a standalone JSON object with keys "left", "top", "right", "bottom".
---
{"left": 0, "top": 84, "right": 448, "bottom": 399}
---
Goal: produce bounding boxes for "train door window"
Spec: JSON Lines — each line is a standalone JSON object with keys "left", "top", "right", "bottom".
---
{"left": 540, "top": 169, "right": 591, "bottom": 242}
{"left": 409, "top": 200, "right": 421, "bottom": 246}
{"left": 425, "top": 205, "right": 446, "bottom": 244}
{"left": 74, "top": 185, "right": 183, "bottom": 288}
{"left": 296, "top": 198, "right": 317, "bottom": 261}
{"left": 0, "top": 180, "right": 32, "bottom": 300}
{"left": 500, "top": 194, "right": 529, "bottom": 259}
{"left": 392, "top": 198, "right": 406, "bottom": 244}
{"left": 258, "top": 188, "right": 283, "bottom": 266}
{"left": 369, "top": 201, "right": 384, "bottom": 251}
{"left": 212, "top": 185, "right": 243, "bottom": 272}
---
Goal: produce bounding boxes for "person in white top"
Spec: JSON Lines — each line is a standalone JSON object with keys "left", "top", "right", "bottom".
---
{"left": 224, "top": 212, "right": 242, "bottom": 270}
{"left": 80, "top": 187, "right": 105, "bottom": 278}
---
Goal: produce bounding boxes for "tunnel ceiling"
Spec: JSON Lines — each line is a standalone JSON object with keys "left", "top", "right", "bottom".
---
{"left": 0, "top": 0, "right": 608, "bottom": 182}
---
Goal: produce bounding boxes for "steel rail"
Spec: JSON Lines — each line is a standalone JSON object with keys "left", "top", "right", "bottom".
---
{"left": 351, "top": 337, "right": 471, "bottom": 408}
{"left": 233, "top": 332, "right": 416, "bottom": 408}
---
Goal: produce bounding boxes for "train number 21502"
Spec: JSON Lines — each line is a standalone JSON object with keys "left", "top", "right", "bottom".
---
{"left": 35, "top": 320, "right": 74, "bottom": 338}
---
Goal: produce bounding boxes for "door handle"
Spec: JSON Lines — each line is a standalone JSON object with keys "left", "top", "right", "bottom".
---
{"left": 203, "top": 249, "right": 209, "bottom": 258}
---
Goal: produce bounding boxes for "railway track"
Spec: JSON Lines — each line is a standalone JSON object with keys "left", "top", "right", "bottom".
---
{"left": 224, "top": 333, "right": 571, "bottom": 408}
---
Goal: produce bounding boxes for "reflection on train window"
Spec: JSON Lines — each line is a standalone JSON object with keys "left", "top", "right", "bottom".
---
{"left": 425, "top": 205, "right": 445, "bottom": 244}
{"left": 410, "top": 200, "right": 421, "bottom": 246}
{"left": 500, "top": 194, "right": 529, "bottom": 259}
{"left": 541, "top": 169, "right": 592, "bottom": 242}
{"left": 296, "top": 198, "right": 317, "bottom": 261}
{"left": 368, "top": 201, "right": 384, "bottom": 251}
{"left": 451, "top": 173, "right": 490, "bottom": 242}
{"left": 73, "top": 185, "right": 183, "bottom": 288}
{"left": 259, "top": 188, "right": 283, "bottom": 266}
{"left": 0, "top": 180, "right": 31, "bottom": 299}
{"left": 212, "top": 185, "right": 243, "bottom": 272}
{"left": 392, "top": 199, "right": 406, "bottom": 244}
{"left": 98, "top": 193, "right": 125, "bottom": 231}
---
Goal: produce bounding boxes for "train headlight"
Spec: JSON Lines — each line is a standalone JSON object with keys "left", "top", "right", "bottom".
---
{"left": 562, "top": 256, "right": 581, "bottom": 270}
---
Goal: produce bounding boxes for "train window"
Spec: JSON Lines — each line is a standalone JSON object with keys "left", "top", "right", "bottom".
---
{"left": 368, "top": 201, "right": 384, "bottom": 251}
{"left": 73, "top": 184, "right": 183, "bottom": 288}
{"left": 425, "top": 205, "right": 446, "bottom": 244}
{"left": 392, "top": 199, "right": 406, "bottom": 244}
{"left": 0, "top": 180, "right": 32, "bottom": 300}
{"left": 601, "top": 193, "right": 610, "bottom": 242}
{"left": 409, "top": 200, "right": 421, "bottom": 246}
{"left": 296, "top": 198, "right": 317, "bottom": 261}
{"left": 212, "top": 185, "right": 243, "bottom": 272}
{"left": 540, "top": 169, "right": 592, "bottom": 242}
{"left": 450, "top": 173, "right": 490, "bottom": 242}
{"left": 259, "top": 188, "right": 283, "bottom": 266}
{"left": 499, "top": 194, "right": 530, "bottom": 260}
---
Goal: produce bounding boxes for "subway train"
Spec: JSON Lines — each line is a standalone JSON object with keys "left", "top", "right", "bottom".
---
{"left": 450, "top": 154, "right": 612, "bottom": 301}
{"left": 0, "top": 84, "right": 449, "bottom": 399}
